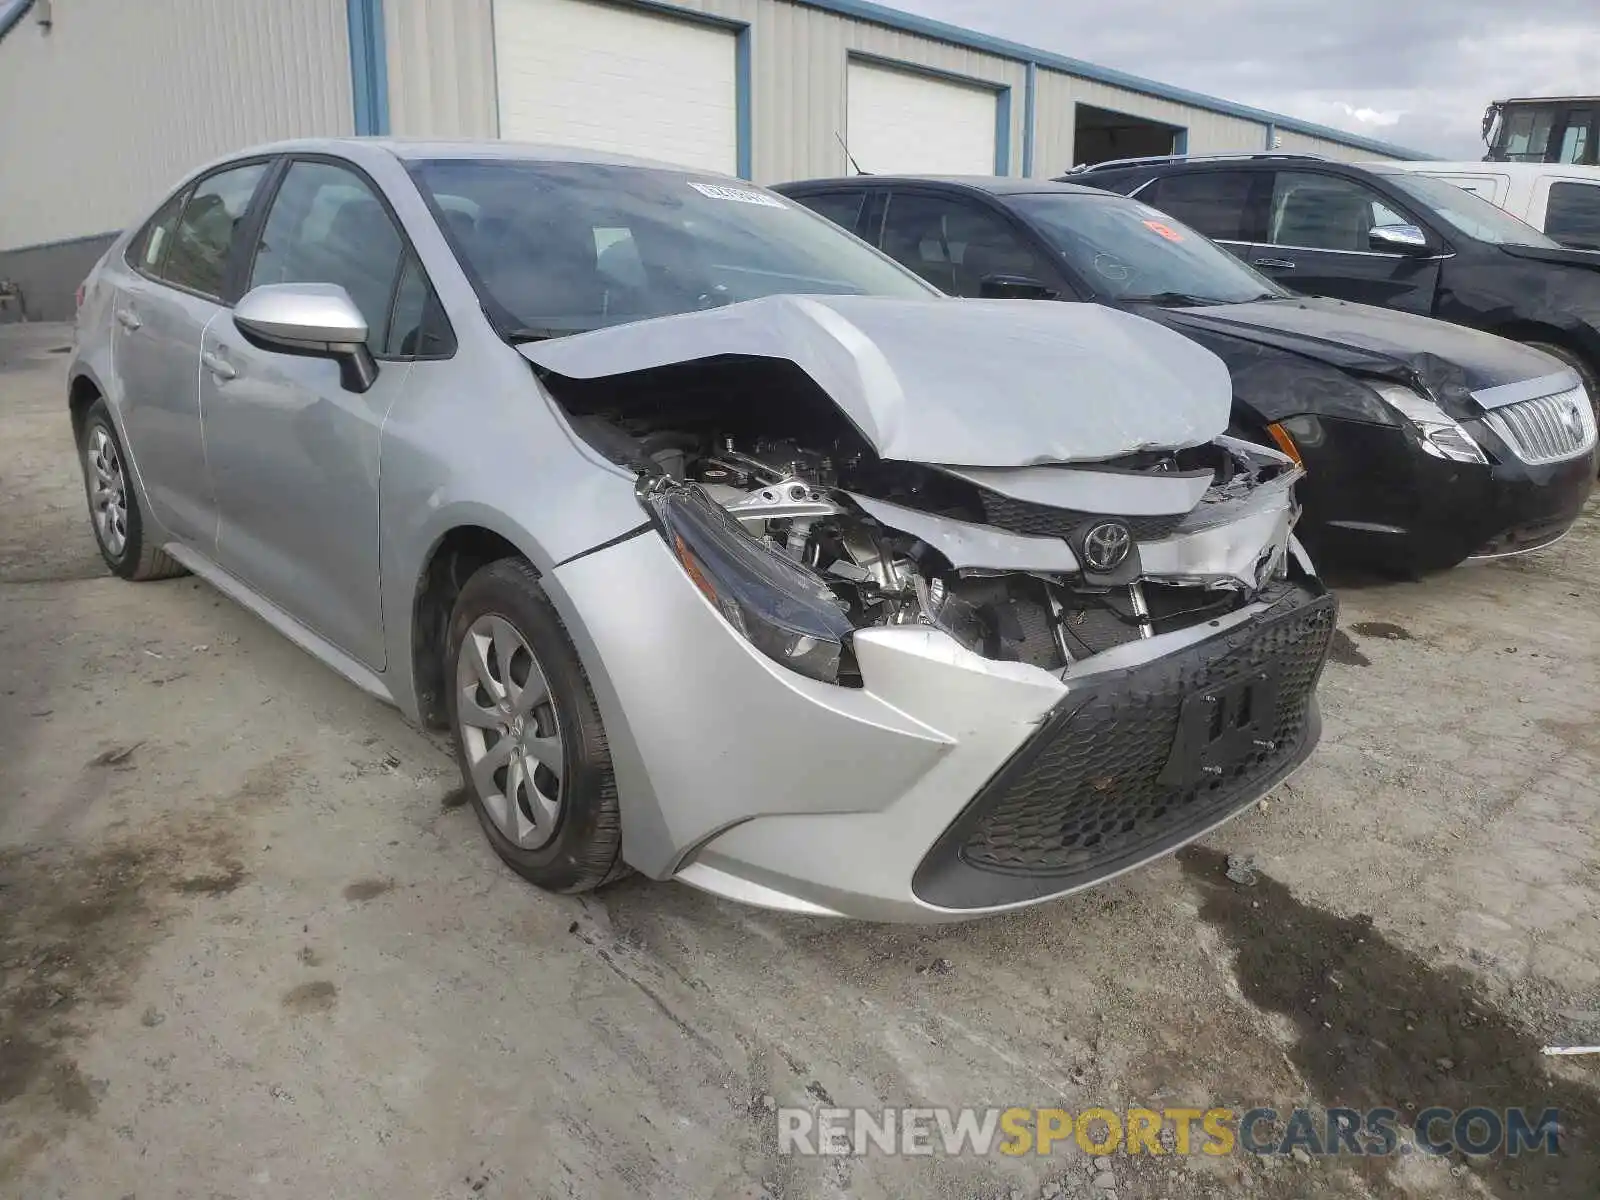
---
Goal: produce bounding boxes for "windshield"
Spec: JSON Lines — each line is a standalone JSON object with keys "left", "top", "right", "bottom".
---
{"left": 409, "top": 159, "right": 937, "bottom": 336}
{"left": 1383, "top": 173, "right": 1561, "bottom": 247}
{"left": 1009, "top": 192, "right": 1284, "bottom": 305}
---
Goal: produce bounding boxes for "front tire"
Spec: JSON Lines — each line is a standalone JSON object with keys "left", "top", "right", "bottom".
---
{"left": 445, "top": 557, "right": 627, "bottom": 893}
{"left": 77, "top": 399, "right": 187, "bottom": 581}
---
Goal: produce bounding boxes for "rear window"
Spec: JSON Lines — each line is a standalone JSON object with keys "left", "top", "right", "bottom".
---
{"left": 1545, "top": 181, "right": 1600, "bottom": 250}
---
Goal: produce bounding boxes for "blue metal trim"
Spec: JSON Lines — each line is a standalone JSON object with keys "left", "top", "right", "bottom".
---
{"left": 1022, "top": 62, "right": 1037, "bottom": 177}
{"left": 791, "top": 0, "right": 1433, "bottom": 160}
{"left": 1172, "top": 127, "right": 1188, "bottom": 155}
{"left": 0, "top": 0, "right": 34, "bottom": 42}
{"left": 735, "top": 26, "right": 753, "bottom": 179}
{"left": 994, "top": 86, "right": 1012, "bottom": 175}
{"left": 1264, "top": 121, "right": 1277, "bottom": 150}
{"left": 346, "top": 0, "right": 389, "bottom": 135}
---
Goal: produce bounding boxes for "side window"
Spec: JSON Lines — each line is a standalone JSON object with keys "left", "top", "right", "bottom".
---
{"left": 1267, "top": 171, "right": 1409, "bottom": 252}
{"left": 1545, "top": 182, "right": 1600, "bottom": 250}
{"left": 162, "top": 163, "right": 269, "bottom": 297}
{"left": 1142, "top": 171, "right": 1254, "bottom": 241}
{"left": 128, "top": 189, "right": 189, "bottom": 276}
{"left": 385, "top": 253, "right": 456, "bottom": 358}
{"left": 879, "top": 193, "right": 1049, "bottom": 297}
{"left": 1557, "top": 111, "right": 1592, "bottom": 165}
{"left": 795, "top": 192, "right": 867, "bottom": 236}
{"left": 249, "top": 159, "right": 405, "bottom": 353}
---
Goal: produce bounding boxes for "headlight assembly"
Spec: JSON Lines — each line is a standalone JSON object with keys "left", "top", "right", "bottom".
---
{"left": 646, "top": 484, "right": 858, "bottom": 686}
{"left": 1372, "top": 383, "right": 1487, "bottom": 465}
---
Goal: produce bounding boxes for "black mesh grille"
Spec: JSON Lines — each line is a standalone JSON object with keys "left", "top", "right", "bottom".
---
{"left": 913, "top": 586, "right": 1336, "bottom": 908}
{"left": 978, "top": 490, "right": 1186, "bottom": 541}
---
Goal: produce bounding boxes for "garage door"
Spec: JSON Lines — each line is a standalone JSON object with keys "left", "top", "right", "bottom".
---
{"left": 494, "top": 0, "right": 739, "bottom": 174}
{"left": 846, "top": 61, "right": 999, "bottom": 176}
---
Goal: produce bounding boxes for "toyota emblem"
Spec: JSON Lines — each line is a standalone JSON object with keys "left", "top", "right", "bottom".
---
{"left": 1082, "top": 521, "right": 1133, "bottom": 571}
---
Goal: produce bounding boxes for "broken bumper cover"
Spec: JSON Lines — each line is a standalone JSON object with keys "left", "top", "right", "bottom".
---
{"left": 912, "top": 583, "right": 1335, "bottom": 909}
{"left": 653, "top": 574, "right": 1333, "bottom": 923}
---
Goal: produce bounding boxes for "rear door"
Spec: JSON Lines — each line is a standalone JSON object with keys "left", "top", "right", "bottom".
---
{"left": 200, "top": 155, "right": 442, "bottom": 668}
{"left": 788, "top": 190, "right": 871, "bottom": 239}
{"left": 1251, "top": 169, "right": 1442, "bottom": 312}
{"left": 112, "top": 161, "right": 271, "bottom": 548}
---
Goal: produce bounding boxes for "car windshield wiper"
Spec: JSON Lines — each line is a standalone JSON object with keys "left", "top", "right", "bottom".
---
{"left": 1120, "top": 292, "right": 1229, "bottom": 307}
{"left": 505, "top": 326, "right": 587, "bottom": 344}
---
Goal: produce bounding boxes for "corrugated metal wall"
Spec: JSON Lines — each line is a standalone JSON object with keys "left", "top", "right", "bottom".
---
{"left": 1273, "top": 128, "right": 1399, "bottom": 162}
{"left": 0, "top": 0, "right": 353, "bottom": 251}
{"left": 1033, "top": 70, "right": 1268, "bottom": 175}
{"left": 383, "top": 0, "right": 499, "bottom": 138}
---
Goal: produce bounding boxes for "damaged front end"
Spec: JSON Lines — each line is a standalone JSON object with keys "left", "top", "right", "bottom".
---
{"left": 634, "top": 433, "right": 1309, "bottom": 687}
{"left": 528, "top": 297, "right": 1336, "bottom": 916}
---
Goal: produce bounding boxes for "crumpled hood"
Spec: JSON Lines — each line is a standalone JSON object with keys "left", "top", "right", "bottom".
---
{"left": 1156, "top": 296, "right": 1563, "bottom": 396}
{"left": 520, "top": 294, "right": 1232, "bottom": 467}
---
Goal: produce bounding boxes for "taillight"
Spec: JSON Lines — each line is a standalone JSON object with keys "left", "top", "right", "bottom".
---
{"left": 75, "top": 282, "right": 86, "bottom": 311}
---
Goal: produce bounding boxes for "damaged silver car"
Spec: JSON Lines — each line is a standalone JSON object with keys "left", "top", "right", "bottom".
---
{"left": 68, "top": 141, "right": 1336, "bottom": 921}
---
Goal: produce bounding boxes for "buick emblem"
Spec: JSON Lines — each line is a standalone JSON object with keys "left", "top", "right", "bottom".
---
{"left": 1082, "top": 521, "right": 1133, "bottom": 571}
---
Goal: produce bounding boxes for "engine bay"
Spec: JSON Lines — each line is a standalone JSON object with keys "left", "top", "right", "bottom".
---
{"left": 543, "top": 357, "right": 1303, "bottom": 679}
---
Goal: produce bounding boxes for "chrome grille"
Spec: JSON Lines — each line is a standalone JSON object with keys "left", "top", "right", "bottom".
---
{"left": 1483, "top": 386, "right": 1597, "bottom": 465}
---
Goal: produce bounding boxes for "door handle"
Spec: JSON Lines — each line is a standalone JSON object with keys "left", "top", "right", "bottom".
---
{"left": 201, "top": 350, "right": 238, "bottom": 381}
{"left": 115, "top": 307, "right": 142, "bottom": 331}
{"left": 1253, "top": 257, "right": 1297, "bottom": 270}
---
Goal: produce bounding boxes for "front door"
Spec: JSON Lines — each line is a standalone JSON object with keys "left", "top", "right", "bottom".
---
{"left": 201, "top": 157, "right": 416, "bottom": 669}
{"left": 1250, "top": 169, "right": 1442, "bottom": 314}
{"left": 112, "top": 162, "right": 269, "bottom": 547}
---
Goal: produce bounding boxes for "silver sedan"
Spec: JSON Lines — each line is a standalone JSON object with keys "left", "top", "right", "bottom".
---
{"left": 68, "top": 139, "right": 1336, "bottom": 921}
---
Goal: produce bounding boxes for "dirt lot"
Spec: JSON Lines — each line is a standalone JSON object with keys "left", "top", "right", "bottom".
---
{"left": 2, "top": 320, "right": 1598, "bottom": 1200}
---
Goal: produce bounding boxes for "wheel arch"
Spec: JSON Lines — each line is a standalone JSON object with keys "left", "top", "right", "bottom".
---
{"left": 409, "top": 523, "right": 532, "bottom": 729}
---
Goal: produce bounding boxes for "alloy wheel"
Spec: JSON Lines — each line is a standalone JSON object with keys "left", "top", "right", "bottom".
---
{"left": 455, "top": 614, "right": 565, "bottom": 849}
{"left": 86, "top": 426, "right": 128, "bottom": 558}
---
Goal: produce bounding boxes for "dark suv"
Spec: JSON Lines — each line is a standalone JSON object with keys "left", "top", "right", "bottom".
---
{"left": 1068, "top": 152, "right": 1600, "bottom": 424}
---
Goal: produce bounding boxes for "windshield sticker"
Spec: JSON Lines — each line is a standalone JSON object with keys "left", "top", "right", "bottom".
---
{"left": 1143, "top": 219, "right": 1185, "bottom": 243}
{"left": 689, "top": 182, "right": 786, "bottom": 208}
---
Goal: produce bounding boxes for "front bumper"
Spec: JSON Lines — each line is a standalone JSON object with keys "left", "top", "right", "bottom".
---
{"left": 549, "top": 517, "right": 1335, "bottom": 922}
{"left": 1292, "top": 417, "right": 1595, "bottom": 572}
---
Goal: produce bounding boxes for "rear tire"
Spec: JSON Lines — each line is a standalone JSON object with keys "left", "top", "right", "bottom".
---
{"left": 77, "top": 399, "right": 187, "bottom": 581}
{"left": 445, "top": 557, "right": 628, "bottom": 893}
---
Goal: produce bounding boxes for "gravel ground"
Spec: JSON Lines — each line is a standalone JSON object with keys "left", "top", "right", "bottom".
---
{"left": 2, "top": 321, "right": 1598, "bottom": 1199}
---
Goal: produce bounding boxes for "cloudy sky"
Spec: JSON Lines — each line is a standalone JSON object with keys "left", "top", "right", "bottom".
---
{"left": 890, "top": 0, "right": 1600, "bottom": 157}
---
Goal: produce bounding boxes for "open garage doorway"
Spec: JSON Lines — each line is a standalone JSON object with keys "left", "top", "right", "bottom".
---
{"left": 1073, "top": 103, "right": 1184, "bottom": 166}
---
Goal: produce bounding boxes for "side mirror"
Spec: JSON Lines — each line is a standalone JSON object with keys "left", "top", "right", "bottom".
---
{"left": 1368, "top": 224, "right": 1430, "bottom": 254}
{"left": 233, "top": 283, "right": 377, "bottom": 393}
{"left": 979, "top": 273, "right": 1056, "bottom": 301}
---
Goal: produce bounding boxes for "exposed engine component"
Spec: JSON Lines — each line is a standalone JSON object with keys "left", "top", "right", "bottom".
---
{"left": 630, "top": 431, "right": 1301, "bottom": 681}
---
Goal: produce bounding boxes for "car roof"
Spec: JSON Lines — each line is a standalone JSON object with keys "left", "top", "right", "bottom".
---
{"left": 1369, "top": 160, "right": 1600, "bottom": 181}
{"left": 201, "top": 136, "right": 743, "bottom": 177}
{"left": 775, "top": 175, "right": 1107, "bottom": 197}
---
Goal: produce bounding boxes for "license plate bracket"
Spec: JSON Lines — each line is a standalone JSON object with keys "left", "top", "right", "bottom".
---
{"left": 1159, "top": 669, "right": 1281, "bottom": 788}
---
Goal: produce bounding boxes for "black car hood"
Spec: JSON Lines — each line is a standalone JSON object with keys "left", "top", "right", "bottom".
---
{"left": 1148, "top": 296, "right": 1567, "bottom": 420}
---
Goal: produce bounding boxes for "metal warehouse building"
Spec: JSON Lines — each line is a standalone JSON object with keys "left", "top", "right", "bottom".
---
{"left": 0, "top": 0, "right": 1424, "bottom": 319}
